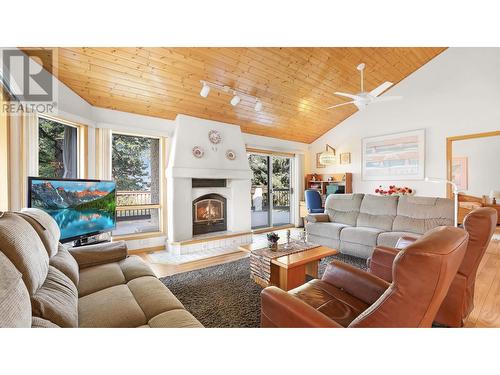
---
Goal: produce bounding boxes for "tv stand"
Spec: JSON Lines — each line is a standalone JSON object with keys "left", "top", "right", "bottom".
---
{"left": 72, "top": 233, "right": 112, "bottom": 248}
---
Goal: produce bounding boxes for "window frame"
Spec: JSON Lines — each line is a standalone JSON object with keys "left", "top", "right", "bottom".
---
{"left": 110, "top": 130, "right": 166, "bottom": 240}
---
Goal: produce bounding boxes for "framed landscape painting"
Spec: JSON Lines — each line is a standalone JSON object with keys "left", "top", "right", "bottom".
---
{"left": 362, "top": 129, "right": 425, "bottom": 180}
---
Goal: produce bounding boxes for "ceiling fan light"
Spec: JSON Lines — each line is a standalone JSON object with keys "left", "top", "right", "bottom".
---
{"left": 319, "top": 150, "right": 336, "bottom": 166}
{"left": 254, "top": 100, "right": 263, "bottom": 112}
{"left": 200, "top": 83, "right": 210, "bottom": 98}
{"left": 230, "top": 95, "right": 241, "bottom": 106}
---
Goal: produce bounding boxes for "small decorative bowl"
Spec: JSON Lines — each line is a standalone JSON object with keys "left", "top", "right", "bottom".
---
{"left": 192, "top": 146, "right": 204, "bottom": 158}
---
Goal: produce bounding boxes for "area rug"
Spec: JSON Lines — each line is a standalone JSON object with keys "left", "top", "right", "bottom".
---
{"left": 160, "top": 253, "right": 367, "bottom": 328}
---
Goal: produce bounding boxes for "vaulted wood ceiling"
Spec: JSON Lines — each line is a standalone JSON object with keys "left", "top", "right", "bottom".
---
{"left": 22, "top": 47, "right": 445, "bottom": 143}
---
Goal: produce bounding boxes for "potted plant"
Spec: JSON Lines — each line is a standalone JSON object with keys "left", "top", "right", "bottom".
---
{"left": 267, "top": 232, "right": 280, "bottom": 251}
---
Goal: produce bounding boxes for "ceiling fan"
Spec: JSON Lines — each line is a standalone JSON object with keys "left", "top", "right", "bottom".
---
{"left": 327, "top": 63, "right": 402, "bottom": 110}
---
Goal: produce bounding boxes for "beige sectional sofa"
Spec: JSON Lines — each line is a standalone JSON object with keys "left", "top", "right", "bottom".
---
{"left": 306, "top": 194, "right": 454, "bottom": 258}
{"left": 0, "top": 208, "right": 202, "bottom": 328}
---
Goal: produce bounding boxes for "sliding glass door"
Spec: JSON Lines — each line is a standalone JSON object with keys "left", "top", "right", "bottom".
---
{"left": 249, "top": 153, "right": 293, "bottom": 229}
{"left": 271, "top": 156, "right": 291, "bottom": 226}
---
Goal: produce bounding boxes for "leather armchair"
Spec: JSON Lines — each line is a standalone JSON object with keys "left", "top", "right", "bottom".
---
{"left": 368, "top": 207, "right": 497, "bottom": 327}
{"left": 261, "top": 226, "right": 469, "bottom": 327}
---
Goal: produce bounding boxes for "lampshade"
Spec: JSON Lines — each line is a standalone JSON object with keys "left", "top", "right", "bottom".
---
{"left": 319, "top": 149, "right": 336, "bottom": 165}
{"left": 490, "top": 190, "right": 500, "bottom": 199}
{"left": 200, "top": 83, "right": 210, "bottom": 98}
{"left": 230, "top": 95, "right": 241, "bottom": 106}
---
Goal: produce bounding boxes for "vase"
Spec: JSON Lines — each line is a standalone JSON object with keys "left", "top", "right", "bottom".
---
{"left": 268, "top": 241, "right": 278, "bottom": 251}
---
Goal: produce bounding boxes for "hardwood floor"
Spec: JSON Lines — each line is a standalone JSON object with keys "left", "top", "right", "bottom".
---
{"left": 141, "top": 228, "right": 500, "bottom": 328}
{"left": 464, "top": 230, "right": 500, "bottom": 328}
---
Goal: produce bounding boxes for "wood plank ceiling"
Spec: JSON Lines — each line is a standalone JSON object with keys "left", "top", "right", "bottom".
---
{"left": 22, "top": 47, "right": 446, "bottom": 143}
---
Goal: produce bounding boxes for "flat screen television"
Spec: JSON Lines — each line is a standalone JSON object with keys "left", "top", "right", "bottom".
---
{"left": 28, "top": 177, "right": 117, "bottom": 243}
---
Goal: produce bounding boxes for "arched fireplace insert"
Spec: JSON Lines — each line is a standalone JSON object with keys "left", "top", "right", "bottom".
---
{"left": 192, "top": 194, "right": 227, "bottom": 235}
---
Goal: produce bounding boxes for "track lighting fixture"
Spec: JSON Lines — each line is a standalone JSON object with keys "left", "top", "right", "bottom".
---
{"left": 199, "top": 82, "right": 210, "bottom": 98}
{"left": 199, "top": 80, "right": 263, "bottom": 112}
{"left": 230, "top": 94, "right": 241, "bottom": 106}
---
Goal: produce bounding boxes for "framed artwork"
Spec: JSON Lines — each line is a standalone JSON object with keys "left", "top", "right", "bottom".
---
{"left": 316, "top": 152, "right": 325, "bottom": 168}
{"left": 340, "top": 152, "right": 351, "bottom": 165}
{"left": 362, "top": 129, "right": 425, "bottom": 180}
{"left": 452, "top": 156, "right": 468, "bottom": 190}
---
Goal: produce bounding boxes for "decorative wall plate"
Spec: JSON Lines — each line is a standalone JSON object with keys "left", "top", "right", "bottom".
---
{"left": 208, "top": 130, "right": 222, "bottom": 144}
{"left": 192, "top": 146, "right": 204, "bottom": 159}
{"left": 226, "top": 150, "right": 236, "bottom": 160}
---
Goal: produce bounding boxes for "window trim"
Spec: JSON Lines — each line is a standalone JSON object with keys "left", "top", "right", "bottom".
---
{"left": 110, "top": 131, "right": 166, "bottom": 240}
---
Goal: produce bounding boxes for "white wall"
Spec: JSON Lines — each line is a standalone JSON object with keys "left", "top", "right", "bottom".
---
{"left": 309, "top": 48, "right": 500, "bottom": 197}
{"left": 453, "top": 135, "right": 500, "bottom": 197}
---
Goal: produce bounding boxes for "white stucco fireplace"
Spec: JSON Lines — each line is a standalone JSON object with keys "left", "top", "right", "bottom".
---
{"left": 166, "top": 115, "right": 252, "bottom": 253}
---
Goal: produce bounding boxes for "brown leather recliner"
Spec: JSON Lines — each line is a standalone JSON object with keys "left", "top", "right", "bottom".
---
{"left": 368, "top": 207, "right": 497, "bottom": 327}
{"left": 261, "top": 226, "right": 469, "bottom": 328}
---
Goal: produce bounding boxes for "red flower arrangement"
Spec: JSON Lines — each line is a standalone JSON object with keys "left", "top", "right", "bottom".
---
{"left": 375, "top": 185, "right": 414, "bottom": 196}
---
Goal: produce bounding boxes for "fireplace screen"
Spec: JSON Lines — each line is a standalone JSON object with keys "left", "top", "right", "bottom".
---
{"left": 194, "top": 199, "right": 224, "bottom": 223}
{"left": 192, "top": 194, "right": 227, "bottom": 235}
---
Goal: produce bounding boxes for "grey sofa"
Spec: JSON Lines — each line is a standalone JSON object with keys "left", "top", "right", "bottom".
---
{"left": 306, "top": 194, "right": 454, "bottom": 258}
{"left": 0, "top": 208, "right": 203, "bottom": 328}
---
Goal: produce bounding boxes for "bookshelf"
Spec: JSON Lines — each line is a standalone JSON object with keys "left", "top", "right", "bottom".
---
{"left": 305, "top": 173, "right": 352, "bottom": 195}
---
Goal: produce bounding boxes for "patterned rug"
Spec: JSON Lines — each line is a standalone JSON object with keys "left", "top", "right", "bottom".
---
{"left": 160, "top": 253, "right": 367, "bottom": 328}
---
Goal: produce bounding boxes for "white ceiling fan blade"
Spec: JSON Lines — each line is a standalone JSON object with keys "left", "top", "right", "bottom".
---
{"left": 334, "top": 92, "right": 362, "bottom": 100}
{"left": 372, "top": 96, "right": 402, "bottom": 102}
{"left": 326, "top": 101, "right": 355, "bottom": 109}
{"left": 369, "top": 81, "right": 393, "bottom": 97}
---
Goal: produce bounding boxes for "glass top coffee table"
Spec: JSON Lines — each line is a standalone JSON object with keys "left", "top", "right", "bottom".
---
{"left": 239, "top": 241, "right": 339, "bottom": 291}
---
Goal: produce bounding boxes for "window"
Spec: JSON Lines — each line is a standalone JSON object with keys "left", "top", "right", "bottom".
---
{"left": 111, "top": 133, "right": 162, "bottom": 236}
{"left": 249, "top": 152, "right": 293, "bottom": 229}
{"left": 38, "top": 117, "right": 78, "bottom": 178}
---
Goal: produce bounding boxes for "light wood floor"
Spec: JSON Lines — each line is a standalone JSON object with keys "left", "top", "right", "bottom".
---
{"left": 140, "top": 229, "right": 500, "bottom": 328}
{"left": 464, "top": 231, "right": 500, "bottom": 328}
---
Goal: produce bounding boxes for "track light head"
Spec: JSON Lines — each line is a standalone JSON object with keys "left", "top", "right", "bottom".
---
{"left": 230, "top": 95, "right": 241, "bottom": 106}
{"left": 200, "top": 82, "right": 210, "bottom": 98}
{"left": 254, "top": 100, "right": 263, "bottom": 112}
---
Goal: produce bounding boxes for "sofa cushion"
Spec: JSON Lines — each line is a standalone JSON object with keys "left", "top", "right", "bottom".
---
{"left": 377, "top": 232, "right": 421, "bottom": 248}
{"left": 289, "top": 279, "right": 369, "bottom": 327}
{"left": 0, "top": 252, "right": 32, "bottom": 328}
{"left": 306, "top": 214, "right": 329, "bottom": 223}
{"left": 78, "top": 255, "right": 156, "bottom": 297}
{"left": 147, "top": 310, "right": 203, "bottom": 328}
{"left": 340, "top": 226, "right": 384, "bottom": 246}
{"left": 127, "top": 276, "right": 185, "bottom": 320}
{"left": 79, "top": 284, "right": 148, "bottom": 328}
{"left": 356, "top": 194, "right": 398, "bottom": 231}
{"left": 49, "top": 244, "right": 79, "bottom": 286}
{"left": 119, "top": 256, "right": 156, "bottom": 281}
{"left": 78, "top": 262, "right": 126, "bottom": 297}
{"left": 0, "top": 212, "right": 49, "bottom": 295}
{"left": 393, "top": 196, "right": 454, "bottom": 234}
{"left": 306, "top": 222, "right": 348, "bottom": 240}
{"left": 325, "top": 193, "right": 364, "bottom": 226}
{"left": 32, "top": 316, "right": 60, "bottom": 328}
{"left": 31, "top": 266, "right": 78, "bottom": 328}
{"left": 18, "top": 208, "right": 61, "bottom": 257}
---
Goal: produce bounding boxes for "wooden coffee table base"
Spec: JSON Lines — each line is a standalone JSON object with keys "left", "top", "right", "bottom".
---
{"left": 241, "top": 244, "right": 338, "bottom": 291}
